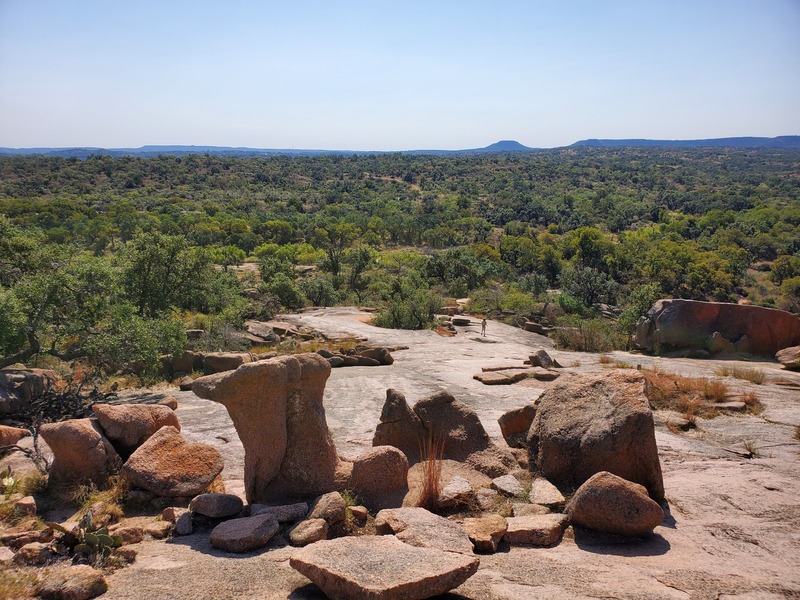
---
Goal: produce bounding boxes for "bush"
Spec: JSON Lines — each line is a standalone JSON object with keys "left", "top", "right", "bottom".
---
{"left": 552, "top": 316, "right": 625, "bottom": 352}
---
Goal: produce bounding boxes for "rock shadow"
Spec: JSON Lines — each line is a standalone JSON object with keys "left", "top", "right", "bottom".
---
{"left": 572, "top": 526, "right": 671, "bottom": 556}
{"left": 165, "top": 528, "right": 288, "bottom": 559}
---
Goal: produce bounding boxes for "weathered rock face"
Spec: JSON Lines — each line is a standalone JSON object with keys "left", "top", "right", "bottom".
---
{"left": 636, "top": 299, "right": 800, "bottom": 356}
{"left": 374, "top": 389, "right": 515, "bottom": 478}
{"left": 209, "top": 513, "right": 279, "bottom": 553}
{"left": 498, "top": 405, "right": 537, "bottom": 448}
{"left": 527, "top": 370, "right": 664, "bottom": 501}
{"left": 189, "top": 493, "right": 243, "bottom": 519}
{"left": 503, "top": 514, "right": 569, "bottom": 546}
{"left": 375, "top": 506, "right": 474, "bottom": 555}
{"left": 122, "top": 426, "right": 223, "bottom": 497}
{"left": 289, "top": 518, "right": 328, "bottom": 546}
{"left": 39, "top": 418, "right": 120, "bottom": 486}
{"left": 372, "top": 388, "right": 426, "bottom": 463}
{"left": 0, "top": 368, "right": 61, "bottom": 415}
{"left": 347, "top": 446, "right": 409, "bottom": 510}
{"left": 290, "top": 536, "right": 480, "bottom": 600}
{"left": 92, "top": 403, "right": 180, "bottom": 457}
{"left": 193, "top": 353, "right": 340, "bottom": 503}
{"left": 777, "top": 345, "right": 800, "bottom": 370}
{"left": 462, "top": 514, "right": 507, "bottom": 553}
{"left": 567, "top": 471, "right": 664, "bottom": 536}
{"left": 37, "top": 564, "right": 108, "bottom": 600}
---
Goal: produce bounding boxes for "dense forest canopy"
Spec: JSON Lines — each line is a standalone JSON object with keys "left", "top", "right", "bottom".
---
{"left": 1, "top": 147, "right": 799, "bottom": 373}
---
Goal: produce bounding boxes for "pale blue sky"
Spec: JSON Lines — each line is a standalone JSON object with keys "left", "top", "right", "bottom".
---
{"left": 1, "top": 0, "right": 798, "bottom": 150}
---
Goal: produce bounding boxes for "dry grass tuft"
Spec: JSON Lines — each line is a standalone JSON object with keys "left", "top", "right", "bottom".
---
{"left": 416, "top": 434, "right": 445, "bottom": 512}
{"left": 740, "top": 391, "right": 764, "bottom": 415}
{"left": 703, "top": 379, "right": 729, "bottom": 403}
{"left": 0, "top": 569, "right": 37, "bottom": 599}
{"left": 598, "top": 354, "right": 614, "bottom": 364}
{"left": 715, "top": 365, "right": 765, "bottom": 385}
{"left": 643, "top": 368, "right": 726, "bottom": 424}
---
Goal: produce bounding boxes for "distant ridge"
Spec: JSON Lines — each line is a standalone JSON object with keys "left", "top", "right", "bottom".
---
{"left": 0, "top": 137, "right": 798, "bottom": 158}
{"left": 571, "top": 135, "right": 800, "bottom": 149}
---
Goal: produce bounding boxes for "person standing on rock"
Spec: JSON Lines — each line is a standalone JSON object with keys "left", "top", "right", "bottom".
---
{"left": 481, "top": 319, "right": 487, "bottom": 336}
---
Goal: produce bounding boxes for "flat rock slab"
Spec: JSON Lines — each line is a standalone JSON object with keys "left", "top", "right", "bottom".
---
{"left": 437, "top": 476, "right": 473, "bottom": 509}
{"left": 290, "top": 535, "right": 480, "bottom": 600}
{"left": 189, "top": 493, "right": 243, "bottom": 519}
{"left": 462, "top": 514, "right": 508, "bottom": 553}
{"left": 375, "top": 507, "right": 474, "bottom": 555}
{"left": 512, "top": 503, "right": 551, "bottom": 517}
{"left": 491, "top": 474, "right": 525, "bottom": 497}
{"left": 209, "top": 513, "right": 279, "bottom": 553}
{"left": 504, "top": 514, "right": 569, "bottom": 546}
{"left": 528, "top": 478, "right": 565, "bottom": 506}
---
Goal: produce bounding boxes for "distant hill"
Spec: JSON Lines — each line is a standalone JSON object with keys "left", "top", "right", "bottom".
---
{"left": 1, "top": 137, "right": 798, "bottom": 158}
{"left": 571, "top": 136, "right": 800, "bottom": 149}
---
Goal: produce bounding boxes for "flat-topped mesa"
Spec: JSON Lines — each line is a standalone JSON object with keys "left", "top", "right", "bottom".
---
{"left": 192, "top": 353, "right": 340, "bottom": 503}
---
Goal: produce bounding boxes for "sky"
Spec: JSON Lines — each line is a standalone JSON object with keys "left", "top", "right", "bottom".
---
{"left": 1, "top": 0, "right": 799, "bottom": 150}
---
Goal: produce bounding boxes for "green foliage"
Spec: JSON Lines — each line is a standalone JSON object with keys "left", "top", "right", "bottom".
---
{"left": 264, "top": 273, "right": 306, "bottom": 311}
{"left": 553, "top": 316, "right": 626, "bottom": 352}
{"left": 617, "top": 283, "right": 662, "bottom": 335}
{"left": 373, "top": 273, "right": 441, "bottom": 330}
{"left": 49, "top": 511, "right": 122, "bottom": 564}
{"left": 770, "top": 255, "right": 800, "bottom": 285}
{"left": 0, "top": 286, "right": 26, "bottom": 355}
{"left": 558, "top": 265, "right": 618, "bottom": 308}
{"left": 300, "top": 274, "right": 338, "bottom": 307}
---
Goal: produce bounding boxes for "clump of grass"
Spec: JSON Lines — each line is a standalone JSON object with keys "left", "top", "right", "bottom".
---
{"left": 614, "top": 360, "right": 633, "bottom": 369}
{"left": 0, "top": 569, "right": 37, "bottom": 599}
{"left": 703, "top": 379, "right": 729, "bottom": 403}
{"left": 740, "top": 391, "right": 763, "bottom": 415}
{"left": 598, "top": 354, "right": 613, "bottom": 364}
{"left": 715, "top": 365, "right": 765, "bottom": 384}
{"left": 743, "top": 439, "right": 760, "bottom": 458}
{"left": 643, "top": 368, "right": 724, "bottom": 424}
{"left": 416, "top": 434, "right": 445, "bottom": 512}
{"left": 69, "top": 475, "right": 129, "bottom": 525}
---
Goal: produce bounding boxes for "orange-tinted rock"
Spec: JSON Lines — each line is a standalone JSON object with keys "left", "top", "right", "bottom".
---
{"left": 92, "top": 403, "right": 180, "bottom": 456}
{"left": 347, "top": 446, "right": 409, "bottom": 510}
{"left": 39, "top": 418, "right": 120, "bottom": 486}
{"left": 0, "top": 424, "right": 29, "bottom": 447}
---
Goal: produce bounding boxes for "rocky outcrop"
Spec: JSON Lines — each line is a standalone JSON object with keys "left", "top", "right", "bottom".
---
{"left": 527, "top": 370, "right": 664, "bottom": 500}
{"left": 374, "top": 389, "right": 515, "bottom": 477}
{"left": 39, "top": 419, "right": 120, "bottom": 486}
{"left": 636, "top": 299, "right": 800, "bottom": 356}
{"left": 123, "top": 426, "right": 223, "bottom": 497}
{"left": 289, "top": 536, "right": 480, "bottom": 600}
{"left": 0, "top": 368, "right": 61, "bottom": 415}
{"left": 777, "top": 345, "right": 800, "bottom": 370}
{"left": 567, "top": 471, "right": 664, "bottom": 536}
{"left": 92, "top": 403, "right": 180, "bottom": 457}
{"left": 193, "top": 353, "right": 340, "bottom": 503}
{"left": 375, "top": 507, "right": 474, "bottom": 555}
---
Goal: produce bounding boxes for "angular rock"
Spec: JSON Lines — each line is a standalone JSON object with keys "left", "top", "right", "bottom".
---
{"left": 498, "top": 405, "right": 537, "bottom": 449}
{"left": 528, "top": 478, "right": 565, "bottom": 506}
{"left": 0, "top": 424, "right": 30, "bottom": 447}
{"left": 708, "top": 331, "right": 736, "bottom": 354}
{"left": 92, "top": 403, "right": 180, "bottom": 456}
{"left": 209, "top": 513, "right": 279, "bottom": 553}
{"left": 158, "top": 396, "right": 178, "bottom": 410}
{"left": 193, "top": 353, "right": 339, "bottom": 503}
{"left": 567, "top": 471, "right": 664, "bottom": 536}
{"left": 475, "top": 488, "right": 500, "bottom": 511}
{"left": 503, "top": 514, "right": 569, "bottom": 546}
{"left": 491, "top": 474, "right": 525, "bottom": 497}
{"left": 123, "top": 426, "right": 223, "bottom": 497}
{"left": 161, "top": 506, "right": 188, "bottom": 523}
{"left": 37, "top": 564, "right": 107, "bottom": 600}
{"left": 189, "top": 493, "right": 244, "bottom": 519}
{"left": 530, "top": 349, "right": 561, "bottom": 369}
{"left": 358, "top": 347, "right": 394, "bottom": 365}
{"left": 290, "top": 535, "right": 480, "bottom": 600}
{"left": 13, "top": 541, "right": 53, "bottom": 565}
{"left": 512, "top": 503, "right": 551, "bottom": 517}
{"left": 202, "top": 352, "right": 252, "bottom": 375}
{"left": 175, "top": 512, "right": 194, "bottom": 535}
{"left": 473, "top": 371, "right": 515, "bottom": 385}
{"left": 0, "top": 368, "right": 61, "bottom": 415}
{"left": 527, "top": 370, "right": 665, "bottom": 500}
{"left": 437, "top": 476, "right": 473, "bottom": 509}
{"left": 636, "top": 299, "right": 800, "bottom": 356}
{"left": 250, "top": 502, "right": 309, "bottom": 522}
{"left": 308, "top": 491, "right": 346, "bottom": 525}
{"left": 39, "top": 418, "right": 120, "bottom": 486}
{"left": 143, "top": 521, "right": 174, "bottom": 539}
{"left": 14, "top": 495, "right": 36, "bottom": 516}
{"left": 348, "top": 446, "right": 409, "bottom": 511}
{"left": 375, "top": 507, "right": 474, "bottom": 554}
{"left": 109, "top": 525, "right": 144, "bottom": 546}
{"left": 777, "top": 345, "right": 800, "bottom": 370}
{"left": 348, "top": 505, "right": 369, "bottom": 526}
{"left": 0, "top": 546, "right": 14, "bottom": 565}
{"left": 532, "top": 368, "right": 560, "bottom": 381}
{"left": 289, "top": 518, "right": 328, "bottom": 546}
{"left": 462, "top": 514, "right": 507, "bottom": 553}
{"left": 179, "top": 376, "right": 194, "bottom": 391}
{"left": 372, "top": 388, "right": 426, "bottom": 463}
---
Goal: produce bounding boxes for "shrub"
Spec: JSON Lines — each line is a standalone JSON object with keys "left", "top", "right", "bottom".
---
{"left": 552, "top": 316, "right": 625, "bottom": 352}
{"left": 416, "top": 434, "right": 445, "bottom": 512}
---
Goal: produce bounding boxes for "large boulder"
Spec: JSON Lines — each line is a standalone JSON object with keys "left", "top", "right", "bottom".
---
{"left": 92, "top": 403, "right": 180, "bottom": 457}
{"left": 375, "top": 506, "right": 474, "bottom": 555}
{"left": 122, "top": 426, "right": 223, "bottom": 497}
{"left": 636, "top": 299, "right": 800, "bottom": 356}
{"left": 777, "top": 345, "right": 800, "bottom": 370}
{"left": 202, "top": 352, "right": 253, "bottom": 375}
{"left": 498, "top": 405, "right": 537, "bottom": 449}
{"left": 347, "top": 446, "right": 409, "bottom": 510}
{"left": 0, "top": 368, "right": 61, "bottom": 415}
{"left": 0, "top": 425, "right": 30, "bottom": 447}
{"left": 372, "top": 389, "right": 426, "bottom": 463}
{"left": 39, "top": 419, "right": 120, "bottom": 486}
{"left": 374, "top": 389, "right": 515, "bottom": 477}
{"left": 527, "top": 370, "right": 664, "bottom": 501}
{"left": 567, "top": 471, "right": 664, "bottom": 536}
{"left": 192, "top": 353, "right": 340, "bottom": 503}
{"left": 290, "top": 536, "right": 480, "bottom": 600}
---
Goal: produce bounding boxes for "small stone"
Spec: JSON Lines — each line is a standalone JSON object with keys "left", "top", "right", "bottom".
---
{"left": 0, "top": 546, "right": 15, "bottom": 565}
{"left": 491, "top": 474, "right": 525, "bottom": 497}
{"left": 37, "top": 564, "right": 108, "bottom": 600}
{"left": 504, "top": 514, "right": 569, "bottom": 546}
{"left": 209, "top": 514, "right": 279, "bottom": 553}
{"left": 308, "top": 492, "right": 346, "bottom": 525}
{"left": 475, "top": 488, "right": 500, "bottom": 510}
{"left": 175, "top": 512, "right": 194, "bottom": 536}
{"left": 189, "top": 493, "right": 244, "bottom": 519}
{"left": 14, "top": 495, "right": 36, "bottom": 516}
{"left": 289, "top": 518, "right": 328, "bottom": 546}
{"left": 528, "top": 478, "right": 565, "bottom": 506}
{"left": 109, "top": 525, "right": 144, "bottom": 545}
{"left": 161, "top": 506, "right": 188, "bottom": 523}
{"left": 462, "top": 514, "right": 508, "bottom": 553}
{"left": 512, "top": 503, "right": 551, "bottom": 517}
{"left": 159, "top": 396, "right": 179, "bottom": 410}
{"left": 179, "top": 376, "right": 194, "bottom": 391}
{"left": 437, "top": 476, "right": 473, "bottom": 509}
{"left": 143, "top": 520, "right": 173, "bottom": 539}
{"left": 375, "top": 507, "right": 474, "bottom": 555}
{"left": 532, "top": 369, "right": 560, "bottom": 381}
{"left": 348, "top": 505, "right": 369, "bottom": 526}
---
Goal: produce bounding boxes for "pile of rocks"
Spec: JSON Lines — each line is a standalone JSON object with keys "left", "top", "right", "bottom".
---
{"left": 473, "top": 348, "right": 563, "bottom": 386}
{"left": 316, "top": 346, "right": 396, "bottom": 368}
